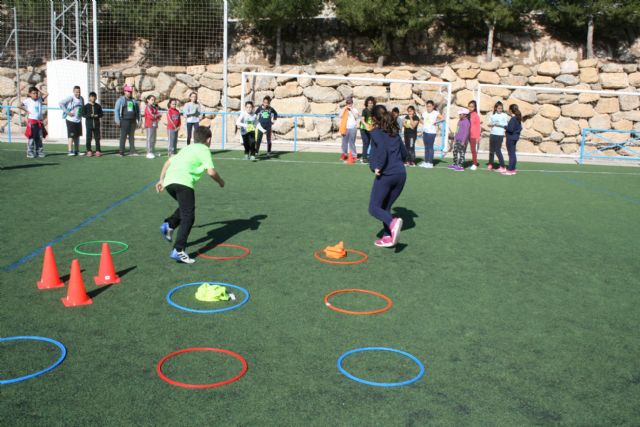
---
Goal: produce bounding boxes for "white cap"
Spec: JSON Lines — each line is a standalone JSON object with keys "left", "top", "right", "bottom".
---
{"left": 458, "top": 107, "right": 469, "bottom": 115}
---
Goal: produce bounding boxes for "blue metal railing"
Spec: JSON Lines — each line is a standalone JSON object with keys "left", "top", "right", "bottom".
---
{"left": 580, "top": 128, "right": 640, "bottom": 164}
{"left": 2, "top": 105, "right": 448, "bottom": 155}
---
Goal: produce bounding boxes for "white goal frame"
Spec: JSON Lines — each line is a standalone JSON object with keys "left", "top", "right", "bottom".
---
{"left": 241, "top": 71, "right": 453, "bottom": 153}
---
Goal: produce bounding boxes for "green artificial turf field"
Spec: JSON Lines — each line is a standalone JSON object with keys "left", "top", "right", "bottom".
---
{"left": 1, "top": 142, "right": 639, "bottom": 426}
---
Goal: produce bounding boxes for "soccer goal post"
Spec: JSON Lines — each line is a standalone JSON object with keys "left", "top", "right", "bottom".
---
{"left": 475, "top": 83, "right": 640, "bottom": 163}
{"left": 239, "top": 71, "right": 453, "bottom": 155}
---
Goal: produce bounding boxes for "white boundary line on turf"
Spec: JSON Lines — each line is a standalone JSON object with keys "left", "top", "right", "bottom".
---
{"left": 2, "top": 147, "right": 640, "bottom": 176}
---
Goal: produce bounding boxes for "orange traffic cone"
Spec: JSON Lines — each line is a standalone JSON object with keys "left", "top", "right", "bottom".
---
{"left": 61, "top": 259, "right": 93, "bottom": 307}
{"left": 94, "top": 243, "right": 121, "bottom": 286}
{"left": 37, "top": 246, "right": 65, "bottom": 290}
{"left": 347, "top": 151, "right": 355, "bottom": 164}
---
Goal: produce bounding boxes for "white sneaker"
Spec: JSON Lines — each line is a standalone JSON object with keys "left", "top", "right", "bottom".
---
{"left": 170, "top": 249, "right": 195, "bottom": 264}
{"left": 146, "top": 153, "right": 155, "bottom": 159}
{"left": 425, "top": 162, "right": 434, "bottom": 168}
{"left": 470, "top": 164, "right": 477, "bottom": 171}
{"left": 250, "top": 155, "right": 256, "bottom": 161}
{"left": 244, "top": 154, "right": 250, "bottom": 160}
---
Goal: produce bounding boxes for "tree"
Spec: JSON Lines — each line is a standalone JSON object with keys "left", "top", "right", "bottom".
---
{"left": 234, "top": 0, "right": 324, "bottom": 66}
{"left": 438, "top": 0, "right": 534, "bottom": 61}
{"left": 543, "top": 0, "right": 640, "bottom": 58}
{"left": 333, "top": 0, "right": 437, "bottom": 66}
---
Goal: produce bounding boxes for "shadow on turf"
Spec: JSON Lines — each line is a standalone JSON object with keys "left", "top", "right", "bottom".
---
{"left": 189, "top": 215, "right": 268, "bottom": 256}
{"left": 85, "top": 267, "right": 136, "bottom": 299}
{"left": 375, "top": 207, "right": 418, "bottom": 241}
{"left": 1, "top": 162, "right": 59, "bottom": 170}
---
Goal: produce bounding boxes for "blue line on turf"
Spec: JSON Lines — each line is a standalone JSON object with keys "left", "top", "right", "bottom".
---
{"left": 563, "top": 178, "right": 640, "bottom": 206}
{"left": 2, "top": 180, "right": 156, "bottom": 272}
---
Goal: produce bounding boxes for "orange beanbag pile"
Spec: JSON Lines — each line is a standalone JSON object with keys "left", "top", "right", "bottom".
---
{"left": 323, "top": 241, "right": 347, "bottom": 259}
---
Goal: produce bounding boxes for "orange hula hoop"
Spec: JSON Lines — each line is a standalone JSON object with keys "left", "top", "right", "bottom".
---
{"left": 197, "top": 244, "right": 251, "bottom": 260}
{"left": 314, "top": 249, "right": 368, "bottom": 265}
{"left": 324, "top": 289, "right": 393, "bottom": 315}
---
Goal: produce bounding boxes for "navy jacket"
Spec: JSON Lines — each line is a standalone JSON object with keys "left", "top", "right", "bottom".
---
{"left": 506, "top": 117, "right": 522, "bottom": 142}
{"left": 369, "top": 128, "right": 408, "bottom": 176}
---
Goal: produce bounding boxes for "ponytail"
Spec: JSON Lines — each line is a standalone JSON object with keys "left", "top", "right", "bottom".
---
{"left": 509, "top": 104, "right": 522, "bottom": 122}
{"left": 373, "top": 104, "right": 399, "bottom": 136}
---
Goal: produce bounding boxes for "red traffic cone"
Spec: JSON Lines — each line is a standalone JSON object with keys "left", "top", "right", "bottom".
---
{"left": 347, "top": 151, "right": 355, "bottom": 164}
{"left": 37, "top": 246, "right": 64, "bottom": 290}
{"left": 94, "top": 243, "right": 121, "bottom": 286}
{"left": 61, "top": 259, "right": 93, "bottom": 307}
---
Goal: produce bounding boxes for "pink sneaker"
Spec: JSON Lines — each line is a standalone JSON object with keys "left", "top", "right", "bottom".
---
{"left": 390, "top": 217, "right": 403, "bottom": 245}
{"left": 487, "top": 164, "right": 493, "bottom": 170}
{"left": 496, "top": 167, "right": 506, "bottom": 173}
{"left": 374, "top": 236, "right": 394, "bottom": 248}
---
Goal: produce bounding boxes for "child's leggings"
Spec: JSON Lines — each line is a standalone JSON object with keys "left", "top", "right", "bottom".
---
{"left": 186, "top": 122, "right": 199, "bottom": 145}
{"left": 256, "top": 129, "right": 272, "bottom": 154}
{"left": 423, "top": 133, "right": 436, "bottom": 164}
{"left": 507, "top": 139, "right": 518, "bottom": 171}
{"left": 469, "top": 137, "right": 480, "bottom": 165}
{"left": 168, "top": 129, "right": 178, "bottom": 155}
{"left": 341, "top": 128, "right": 357, "bottom": 156}
{"left": 488, "top": 134, "right": 504, "bottom": 167}
{"left": 86, "top": 126, "right": 101, "bottom": 152}
{"left": 404, "top": 135, "right": 416, "bottom": 163}
{"left": 242, "top": 132, "right": 256, "bottom": 156}
{"left": 453, "top": 141, "right": 467, "bottom": 166}
{"left": 146, "top": 127, "right": 157, "bottom": 154}
{"left": 368, "top": 173, "right": 406, "bottom": 236}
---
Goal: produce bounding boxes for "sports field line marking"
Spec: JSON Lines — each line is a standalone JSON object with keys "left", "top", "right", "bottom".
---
{"left": 2, "top": 180, "right": 156, "bottom": 272}
{"left": 563, "top": 178, "right": 640, "bottom": 206}
{"left": 217, "top": 157, "right": 640, "bottom": 176}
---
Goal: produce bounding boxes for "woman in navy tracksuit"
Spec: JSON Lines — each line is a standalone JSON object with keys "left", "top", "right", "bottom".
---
{"left": 504, "top": 104, "right": 523, "bottom": 176}
{"left": 368, "top": 105, "right": 409, "bottom": 248}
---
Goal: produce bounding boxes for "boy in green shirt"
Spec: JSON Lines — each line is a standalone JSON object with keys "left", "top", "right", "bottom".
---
{"left": 156, "top": 127, "right": 225, "bottom": 264}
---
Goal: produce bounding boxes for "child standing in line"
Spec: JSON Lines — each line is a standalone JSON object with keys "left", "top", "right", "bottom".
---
{"left": 82, "top": 92, "right": 103, "bottom": 157}
{"left": 420, "top": 100, "right": 443, "bottom": 169}
{"left": 468, "top": 100, "right": 481, "bottom": 171}
{"left": 144, "top": 95, "right": 163, "bottom": 159}
{"left": 503, "top": 104, "right": 522, "bottom": 176}
{"left": 402, "top": 105, "right": 420, "bottom": 166}
{"left": 236, "top": 100, "right": 258, "bottom": 161}
{"left": 114, "top": 84, "right": 140, "bottom": 156}
{"left": 167, "top": 98, "right": 181, "bottom": 156}
{"left": 59, "top": 86, "right": 85, "bottom": 156}
{"left": 359, "top": 96, "right": 376, "bottom": 163}
{"left": 254, "top": 96, "right": 278, "bottom": 157}
{"left": 449, "top": 108, "right": 470, "bottom": 171}
{"left": 19, "top": 86, "right": 48, "bottom": 158}
{"left": 488, "top": 101, "right": 509, "bottom": 172}
{"left": 339, "top": 96, "right": 359, "bottom": 161}
{"left": 182, "top": 92, "right": 202, "bottom": 145}
{"left": 368, "top": 105, "right": 408, "bottom": 248}
{"left": 391, "top": 107, "right": 404, "bottom": 144}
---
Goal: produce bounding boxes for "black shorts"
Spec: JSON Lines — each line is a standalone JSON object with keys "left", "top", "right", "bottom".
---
{"left": 66, "top": 120, "right": 83, "bottom": 138}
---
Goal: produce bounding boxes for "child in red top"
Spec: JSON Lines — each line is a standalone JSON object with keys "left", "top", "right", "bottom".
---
{"left": 468, "top": 100, "right": 481, "bottom": 170}
{"left": 144, "top": 95, "right": 163, "bottom": 159}
{"left": 166, "top": 98, "right": 181, "bottom": 155}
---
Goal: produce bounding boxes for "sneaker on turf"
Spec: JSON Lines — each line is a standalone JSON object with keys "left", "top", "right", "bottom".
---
{"left": 86, "top": 150, "right": 93, "bottom": 157}
{"left": 374, "top": 235, "right": 394, "bottom": 248}
{"left": 496, "top": 167, "right": 506, "bottom": 173}
{"left": 487, "top": 164, "right": 493, "bottom": 170}
{"left": 68, "top": 151, "right": 75, "bottom": 156}
{"left": 170, "top": 249, "right": 195, "bottom": 264}
{"left": 390, "top": 217, "right": 403, "bottom": 246}
{"left": 470, "top": 164, "right": 477, "bottom": 171}
{"left": 454, "top": 165, "right": 464, "bottom": 171}
{"left": 340, "top": 153, "right": 347, "bottom": 161}
{"left": 95, "top": 151, "right": 102, "bottom": 157}
{"left": 447, "top": 164, "right": 455, "bottom": 169}
{"left": 27, "top": 152, "right": 35, "bottom": 158}
{"left": 160, "top": 222, "right": 173, "bottom": 242}
{"left": 146, "top": 152, "right": 155, "bottom": 159}
{"left": 250, "top": 155, "right": 256, "bottom": 161}
{"left": 37, "top": 152, "right": 45, "bottom": 158}
{"left": 244, "top": 154, "right": 249, "bottom": 160}
{"left": 425, "top": 162, "right": 434, "bottom": 168}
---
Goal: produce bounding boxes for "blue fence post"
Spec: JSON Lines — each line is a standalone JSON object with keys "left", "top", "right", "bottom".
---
{"left": 221, "top": 112, "right": 226, "bottom": 150}
{"left": 579, "top": 128, "right": 586, "bottom": 165}
{"left": 7, "top": 106, "right": 12, "bottom": 144}
{"left": 293, "top": 116, "right": 298, "bottom": 152}
{"left": 440, "top": 119, "right": 446, "bottom": 159}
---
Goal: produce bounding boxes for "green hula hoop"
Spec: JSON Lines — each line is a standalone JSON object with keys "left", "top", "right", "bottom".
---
{"left": 73, "top": 240, "right": 129, "bottom": 256}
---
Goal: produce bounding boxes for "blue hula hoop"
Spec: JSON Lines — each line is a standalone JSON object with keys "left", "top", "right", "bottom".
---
{"left": 0, "top": 336, "right": 67, "bottom": 385}
{"left": 337, "top": 347, "right": 425, "bottom": 387}
{"left": 166, "top": 282, "right": 250, "bottom": 314}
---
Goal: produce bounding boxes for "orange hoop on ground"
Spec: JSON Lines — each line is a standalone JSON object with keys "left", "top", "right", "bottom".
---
{"left": 324, "top": 289, "right": 393, "bottom": 315}
{"left": 314, "top": 249, "right": 368, "bottom": 265}
{"left": 197, "top": 244, "right": 251, "bottom": 260}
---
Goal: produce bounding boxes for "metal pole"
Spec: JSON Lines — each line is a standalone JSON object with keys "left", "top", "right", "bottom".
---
{"left": 443, "top": 83, "right": 452, "bottom": 158}
{"left": 13, "top": 8, "right": 21, "bottom": 138}
{"left": 74, "top": 0, "right": 81, "bottom": 61}
{"left": 293, "top": 116, "right": 298, "bottom": 152}
{"left": 579, "top": 128, "right": 586, "bottom": 165}
{"left": 92, "top": 0, "right": 99, "bottom": 100}
{"left": 50, "top": 1, "right": 55, "bottom": 59}
{"left": 222, "top": 0, "right": 228, "bottom": 149}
